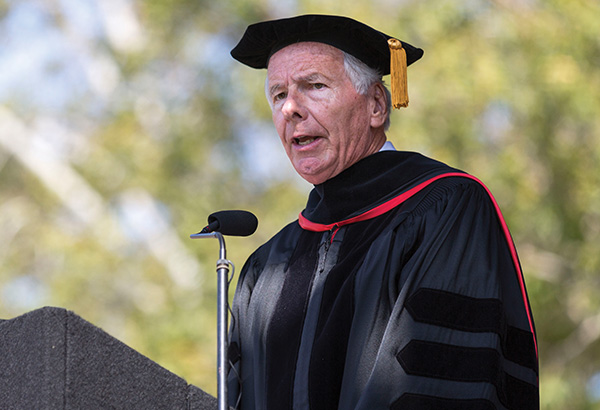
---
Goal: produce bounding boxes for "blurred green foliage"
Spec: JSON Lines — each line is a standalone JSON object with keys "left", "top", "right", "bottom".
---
{"left": 1, "top": 0, "right": 599, "bottom": 407}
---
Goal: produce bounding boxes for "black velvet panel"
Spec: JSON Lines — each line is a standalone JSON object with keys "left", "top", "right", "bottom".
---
{"left": 406, "top": 288, "right": 503, "bottom": 333}
{"left": 265, "top": 229, "right": 320, "bottom": 410}
{"left": 308, "top": 212, "right": 402, "bottom": 409}
{"left": 397, "top": 340, "right": 502, "bottom": 383}
{"left": 405, "top": 288, "right": 537, "bottom": 371}
{"left": 397, "top": 340, "right": 539, "bottom": 410}
{"left": 392, "top": 393, "right": 496, "bottom": 410}
{"left": 307, "top": 265, "right": 354, "bottom": 410}
{"left": 506, "top": 326, "right": 538, "bottom": 372}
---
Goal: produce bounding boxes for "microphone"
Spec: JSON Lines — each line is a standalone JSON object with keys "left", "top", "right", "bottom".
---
{"left": 190, "top": 210, "right": 258, "bottom": 409}
{"left": 200, "top": 210, "right": 258, "bottom": 237}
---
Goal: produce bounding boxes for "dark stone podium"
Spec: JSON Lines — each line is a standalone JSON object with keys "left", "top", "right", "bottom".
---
{"left": 0, "top": 307, "right": 217, "bottom": 409}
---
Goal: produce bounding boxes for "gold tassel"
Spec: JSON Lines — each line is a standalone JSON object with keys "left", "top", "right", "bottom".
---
{"left": 387, "top": 38, "right": 408, "bottom": 109}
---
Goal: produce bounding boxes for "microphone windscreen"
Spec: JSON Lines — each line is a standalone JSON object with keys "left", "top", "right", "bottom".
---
{"left": 207, "top": 210, "right": 258, "bottom": 236}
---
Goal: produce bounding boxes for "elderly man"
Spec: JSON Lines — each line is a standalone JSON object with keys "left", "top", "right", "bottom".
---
{"left": 227, "top": 15, "right": 539, "bottom": 410}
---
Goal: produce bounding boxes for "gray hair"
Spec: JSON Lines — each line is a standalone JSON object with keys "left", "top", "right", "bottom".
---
{"left": 265, "top": 49, "right": 392, "bottom": 130}
{"left": 342, "top": 52, "right": 392, "bottom": 130}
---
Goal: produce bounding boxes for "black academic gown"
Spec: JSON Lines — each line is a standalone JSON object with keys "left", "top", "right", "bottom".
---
{"left": 227, "top": 151, "right": 538, "bottom": 410}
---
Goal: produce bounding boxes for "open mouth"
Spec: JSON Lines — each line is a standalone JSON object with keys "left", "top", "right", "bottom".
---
{"left": 293, "top": 136, "right": 319, "bottom": 146}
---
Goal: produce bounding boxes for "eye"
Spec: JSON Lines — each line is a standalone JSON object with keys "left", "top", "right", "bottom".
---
{"left": 273, "top": 91, "right": 287, "bottom": 101}
{"left": 313, "top": 83, "right": 326, "bottom": 90}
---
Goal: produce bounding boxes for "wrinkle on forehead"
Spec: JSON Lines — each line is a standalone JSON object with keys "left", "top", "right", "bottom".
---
{"left": 266, "top": 42, "right": 345, "bottom": 88}
{"left": 267, "top": 42, "right": 344, "bottom": 69}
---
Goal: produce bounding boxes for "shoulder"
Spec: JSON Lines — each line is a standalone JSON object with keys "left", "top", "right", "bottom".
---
{"left": 386, "top": 173, "right": 511, "bottom": 252}
{"left": 398, "top": 172, "right": 495, "bottom": 218}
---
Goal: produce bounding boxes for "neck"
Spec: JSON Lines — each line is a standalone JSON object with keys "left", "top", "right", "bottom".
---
{"left": 365, "top": 129, "right": 387, "bottom": 157}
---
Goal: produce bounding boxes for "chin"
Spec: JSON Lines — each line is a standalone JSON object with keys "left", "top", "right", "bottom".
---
{"left": 297, "top": 169, "right": 334, "bottom": 185}
{"left": 293, "top": 160, "right": 336, "bottom": 185}
{"left": 296, "top": 170, "right": 325, "bottom": 185}
{"left": 304, "top": 177, "right": 326, "bottom": 185}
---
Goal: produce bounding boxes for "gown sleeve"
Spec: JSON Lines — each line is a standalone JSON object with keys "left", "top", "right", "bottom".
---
{"left": 349, "top": 177, "right": 538, "bottom": 410}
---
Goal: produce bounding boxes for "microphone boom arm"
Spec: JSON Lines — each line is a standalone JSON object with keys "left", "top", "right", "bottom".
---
{"left": 190, "top": 231, "right": 230, "bottom": 410}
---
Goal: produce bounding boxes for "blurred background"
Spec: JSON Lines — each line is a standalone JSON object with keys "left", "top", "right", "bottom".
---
{"left": 0, "top": 0, "right": 598, "bottom": 408}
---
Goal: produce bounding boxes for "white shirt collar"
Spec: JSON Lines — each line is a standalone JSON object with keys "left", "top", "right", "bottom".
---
{"left": 379, "top": 141, "right": 396, "bottom": 152}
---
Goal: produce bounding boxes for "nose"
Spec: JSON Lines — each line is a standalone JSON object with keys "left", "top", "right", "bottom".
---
{"left": 281, "top": 89, "right": 306, "bottom": 122}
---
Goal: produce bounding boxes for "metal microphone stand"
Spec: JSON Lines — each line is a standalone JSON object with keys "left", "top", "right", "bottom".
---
{"left": 190, "top": 231, "right": 230, "bottom": 410}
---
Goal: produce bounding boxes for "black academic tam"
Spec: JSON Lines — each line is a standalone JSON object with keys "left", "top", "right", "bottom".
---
{"left": 230, "top": 14, "right": 424, "bottom": 74}
{"left": 227, "top": 151, "right": 539, "bottom": 410}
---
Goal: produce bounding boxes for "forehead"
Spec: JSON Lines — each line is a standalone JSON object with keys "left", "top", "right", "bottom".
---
{"left": 267, "top": 42, "right": 345, "bottom": 78}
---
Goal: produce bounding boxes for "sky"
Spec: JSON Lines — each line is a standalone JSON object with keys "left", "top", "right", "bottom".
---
{"left": 0, "top": 0, "right": 297, "bottom": 183}
{"left": 0, "top": 0, "right": 299, "bottom": 310}
{"left": 1, "top": 0, "right": 110, "bottom": 112}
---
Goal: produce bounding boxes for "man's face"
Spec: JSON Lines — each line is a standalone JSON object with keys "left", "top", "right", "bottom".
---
{"left": 267, "top": 42, "right": 384, "bottom": 185}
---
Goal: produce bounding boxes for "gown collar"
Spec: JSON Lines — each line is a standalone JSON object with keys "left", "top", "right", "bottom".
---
{"left": 301, "top": 151, "right": 458, "bottom": 225}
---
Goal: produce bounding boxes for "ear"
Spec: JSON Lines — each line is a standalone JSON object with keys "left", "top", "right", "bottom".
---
{"left": 369, "top": 82, "right": 388, "bottom": 129}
